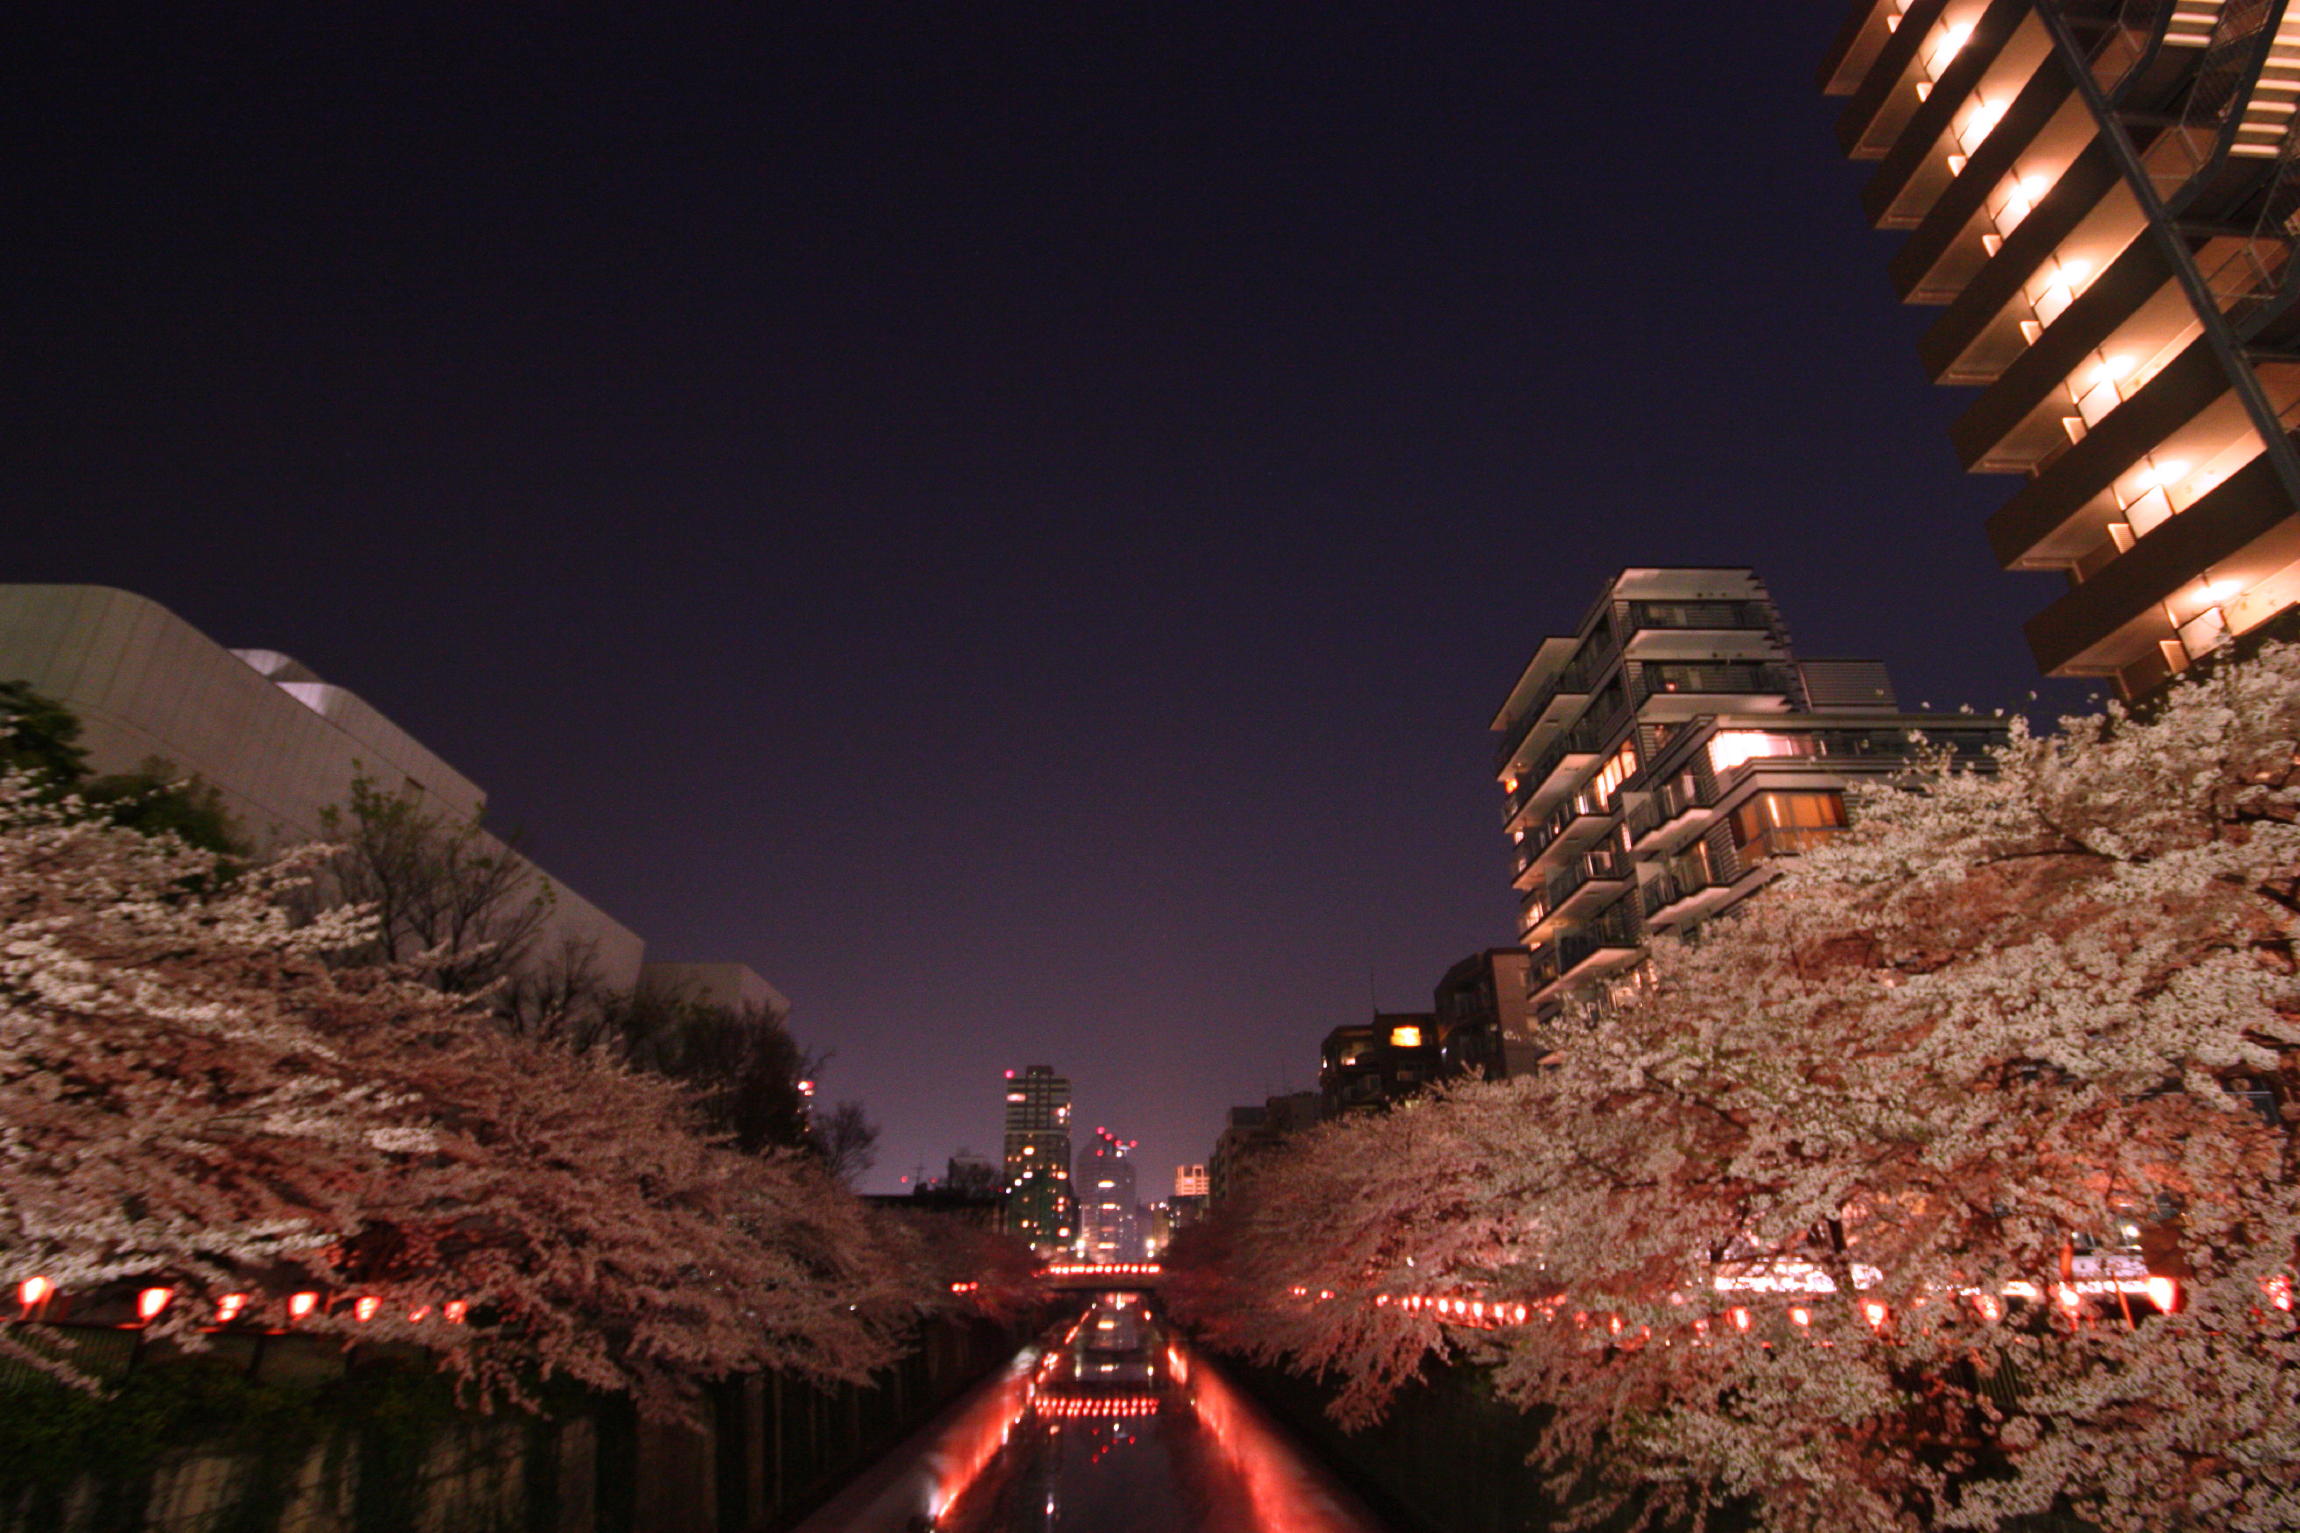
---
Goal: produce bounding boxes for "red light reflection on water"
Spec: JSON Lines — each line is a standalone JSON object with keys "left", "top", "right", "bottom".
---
{"left": 1182, "top": 1342, "right": 1383, "bottom": 1533}
{"left": 925, "top": 1353, "right": 1036, "bottom": 1524}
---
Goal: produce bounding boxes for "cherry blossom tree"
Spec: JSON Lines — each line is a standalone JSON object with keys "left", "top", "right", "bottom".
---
{"left": 1180, "top": 646, "right": 2300, "bottom": 1532}
{"left": 0, "top": 769, "right": 922, "bottom": 1417}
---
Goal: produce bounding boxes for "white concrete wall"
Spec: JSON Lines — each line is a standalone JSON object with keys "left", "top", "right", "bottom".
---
{"left": 0, "top": 584, "right": 646, "bottom": 989}
{"left": 638, "top": 960, "right": 791, "bottom": 1020}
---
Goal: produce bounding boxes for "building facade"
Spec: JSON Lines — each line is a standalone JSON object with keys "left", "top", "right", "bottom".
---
{"left": 1207, "top": 1092, "right": 1323, "bottom": 1208}
{"left": 1823, "top": 0, "right": 2300, "bottom": 696}
{"left": 1172, "top": 1163, "right": 1210, "bottom": 1220}
{"left": 1431, "top": 948, "right": 1539, "bottom": 1079}
{"left": 1075, "top": 1127, "right": 1142, "bottom": 1264}
{"left": 1319, "top": 1013, "right": 1441, "bottom": 1116}
{"left": 0, "top": 585, "right": 790, "bottom": 1008}
{"left": 1000, "top": 1065, "right": 1077, "bottom": 1255}
{"left": 1492, "top": 569, "right": 2010, "bottom": 1025}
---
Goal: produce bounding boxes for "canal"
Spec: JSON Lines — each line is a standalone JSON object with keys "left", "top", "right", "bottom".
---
{"left": 795, "top": 1293, "right": 1389, "bottom": 1533}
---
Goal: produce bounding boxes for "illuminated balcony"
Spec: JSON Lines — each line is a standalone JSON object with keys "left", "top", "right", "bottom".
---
{"left": 1501, "top": 711, "right": 1628, "bottom": 829}
{"left": 1836, "top": 1, "right": 1998, "bottom": 163}
{"left": 2024, "top": 447, "right": 2300, "bottom": 681}
{"left": 1509, "top": 798, "right": 1617, "bottom": 891}
{"left": 1920, "top": 164, "right": 2145, "bottom": 384}
{"left": 1641, "top": 862, "right": 1761, "bottom": 935}
{"left": 1952, "top": 246, "right": 2201, "bottom": 475}
{"left": 1523, "top": 850, "right": 1634, "bottom": 943}
{"left": 1863, "top": 4, "right": 2060, "bottom": 233}
{"left": 1528, "top": 910, "right": 1645, "bottom": 1005}
{"left": 1630, "top": 660, "right": 1802, "bottom": 721}
{"left": 1623, "top": 774, "right": 1718, "bottom": 852}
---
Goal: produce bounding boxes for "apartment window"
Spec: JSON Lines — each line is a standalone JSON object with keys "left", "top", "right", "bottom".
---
{"left": 1731, "top": 792, "right": 1847, "bottom": 863}
{"left": 1666, "top": 839, "right": 1714, "bottom": 894}
{"left": 1588, "top": 739, "right": 1641, "bottom": 808}
{"left": 1707, "top": 730, "right": 1820, "bottom": 775}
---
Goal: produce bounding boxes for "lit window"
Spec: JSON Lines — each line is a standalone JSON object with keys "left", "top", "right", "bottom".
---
{"left": 1388, "top": 1025, "right": 1423, "bottom": 1048}
{"left": 1730, "top": 791, "right": 1847, "bottom": 861}
{"left": 1707, "top": 731, "right": 1816, "bottom": 774}
{"left": 1587, "top": 740, "right": 1640, "bottom": 808}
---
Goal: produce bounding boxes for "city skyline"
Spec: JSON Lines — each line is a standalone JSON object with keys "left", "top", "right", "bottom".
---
{"left": 5, "top": 5, "right": 2096, "bottom": 1190}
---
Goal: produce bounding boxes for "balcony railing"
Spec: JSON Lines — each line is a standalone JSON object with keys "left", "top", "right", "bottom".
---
{"left": 1514, "top": 796, "right": 1619, "bottom": 878}
{"left": 1624, "top": 773, "right": 1716, "bottom": 843}
{"left": 1738, "top": 825, "right": 1844, "bottom": 863}
{"left": 1641, "top": 868, "right": 1704, "bottom": 919}
{"left": 1503, "top": 706, "right": 1631, "bottom": 815}
{"left": 1495, "top": 642, "right": 1621, "bottom": 772}
{"left": 1542, "top": 849, "right": 1632, "bottom": 916}
{"left": 1634, "top": 661, "right": 1801, "bottom": 706}
{"left": 1622, "top": 599, "right": 1774, "bottom": 633}
{"left": 1544, "top": 902, "right": 1644, "bottom": 981}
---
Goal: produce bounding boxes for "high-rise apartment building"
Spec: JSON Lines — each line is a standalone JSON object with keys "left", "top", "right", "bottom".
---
{"left": 1000, "top": 1065, "right": 1076, "bottom": 1256}
{"left": 1075, "top": 1128, "right": 1142, "bottom": 1264}
{"left": 1492, "top": 569, "right": 2010, "bottom": 1025}
{"left": 1823, "top": 0, "right": 2300, "bottom": 696}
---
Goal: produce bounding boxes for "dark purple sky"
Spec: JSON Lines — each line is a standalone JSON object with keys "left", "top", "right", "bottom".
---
{"left": 6, "top": 5, "right": 2092, "bottom": 1194}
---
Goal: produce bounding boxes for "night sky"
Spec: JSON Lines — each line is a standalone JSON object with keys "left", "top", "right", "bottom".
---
{"left": 6, "top": 5, "right": 2094, "bottom": 1194}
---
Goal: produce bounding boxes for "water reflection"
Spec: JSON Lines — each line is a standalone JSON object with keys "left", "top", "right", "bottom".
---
{"left": 932, "top": 1294, "right": 1382, "bottom": 1533}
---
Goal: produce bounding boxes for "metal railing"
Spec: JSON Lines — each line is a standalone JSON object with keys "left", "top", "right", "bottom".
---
{"left": 1541, "top": 849, "right": 1631, "bottom": 914}
{"left": 1633, "top": 661, "right": 1801, "bottom": 705}
{"left": 1622, "top": 600, "right": 1774, "bottom": 633}
{"left": 1502, "top": 707, "right": 1631, "bottom": 814}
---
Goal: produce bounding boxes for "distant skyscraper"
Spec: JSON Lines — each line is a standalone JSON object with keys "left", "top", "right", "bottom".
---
{"left": 1076, "top": 1127, "right": 1142, "bottom": 1264}
{"left": 1821, "top": 2, "right": 2300, "bottom": 696}
{"left": 1000, "top": 1066, "right": 1075, "bottom": 1256}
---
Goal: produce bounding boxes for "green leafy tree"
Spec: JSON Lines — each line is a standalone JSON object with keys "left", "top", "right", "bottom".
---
{"left": 82, "top": 756, "right": 246, "bottom": 858}
{"left": 0, "top": 679, "right": 89, "bottom": 789}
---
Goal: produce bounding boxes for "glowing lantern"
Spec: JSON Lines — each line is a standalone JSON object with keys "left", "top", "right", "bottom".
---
{"left": 1789, "top": 1306, "right": 1811, "bottom": 1327}
{"left": 1730, "top": 1307, "right": 1752, "bottom": 1332}
{"left": 17, "top": 1276, "right": 52, "bottom": 1310}
{"left": 1862, "top": 1302, "right": 1888, "bottom": 1329}
{"left": 443, "top": 1300, "right": 468, "bottom": 1324}
{"left": 2145, "top": 1276, "right": 2181, "bottom": 1314}
{"left": 136, "top": 1287, "right": 173, "bottom": 1322}
{"left": 353, "top": 1296, "right": 381, "bottom": 1323}
{"left": 288, "top": 1292, "right": 320, "bottom": 1320}
{"left": 214, "top": 1293, "right": 249, "bottom": 1323}
{"left": 2266, "top": 1275, "right": 2293, "bottom": 1314}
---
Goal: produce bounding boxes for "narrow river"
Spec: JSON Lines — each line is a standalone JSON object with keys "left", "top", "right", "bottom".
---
{"left": 797, "top": 1293, "right": 1388, "bottom": 1533}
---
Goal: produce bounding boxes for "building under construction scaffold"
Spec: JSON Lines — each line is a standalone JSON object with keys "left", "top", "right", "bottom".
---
{"left": 1824, "top": 0, "right": 2300, "bottom": 696}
